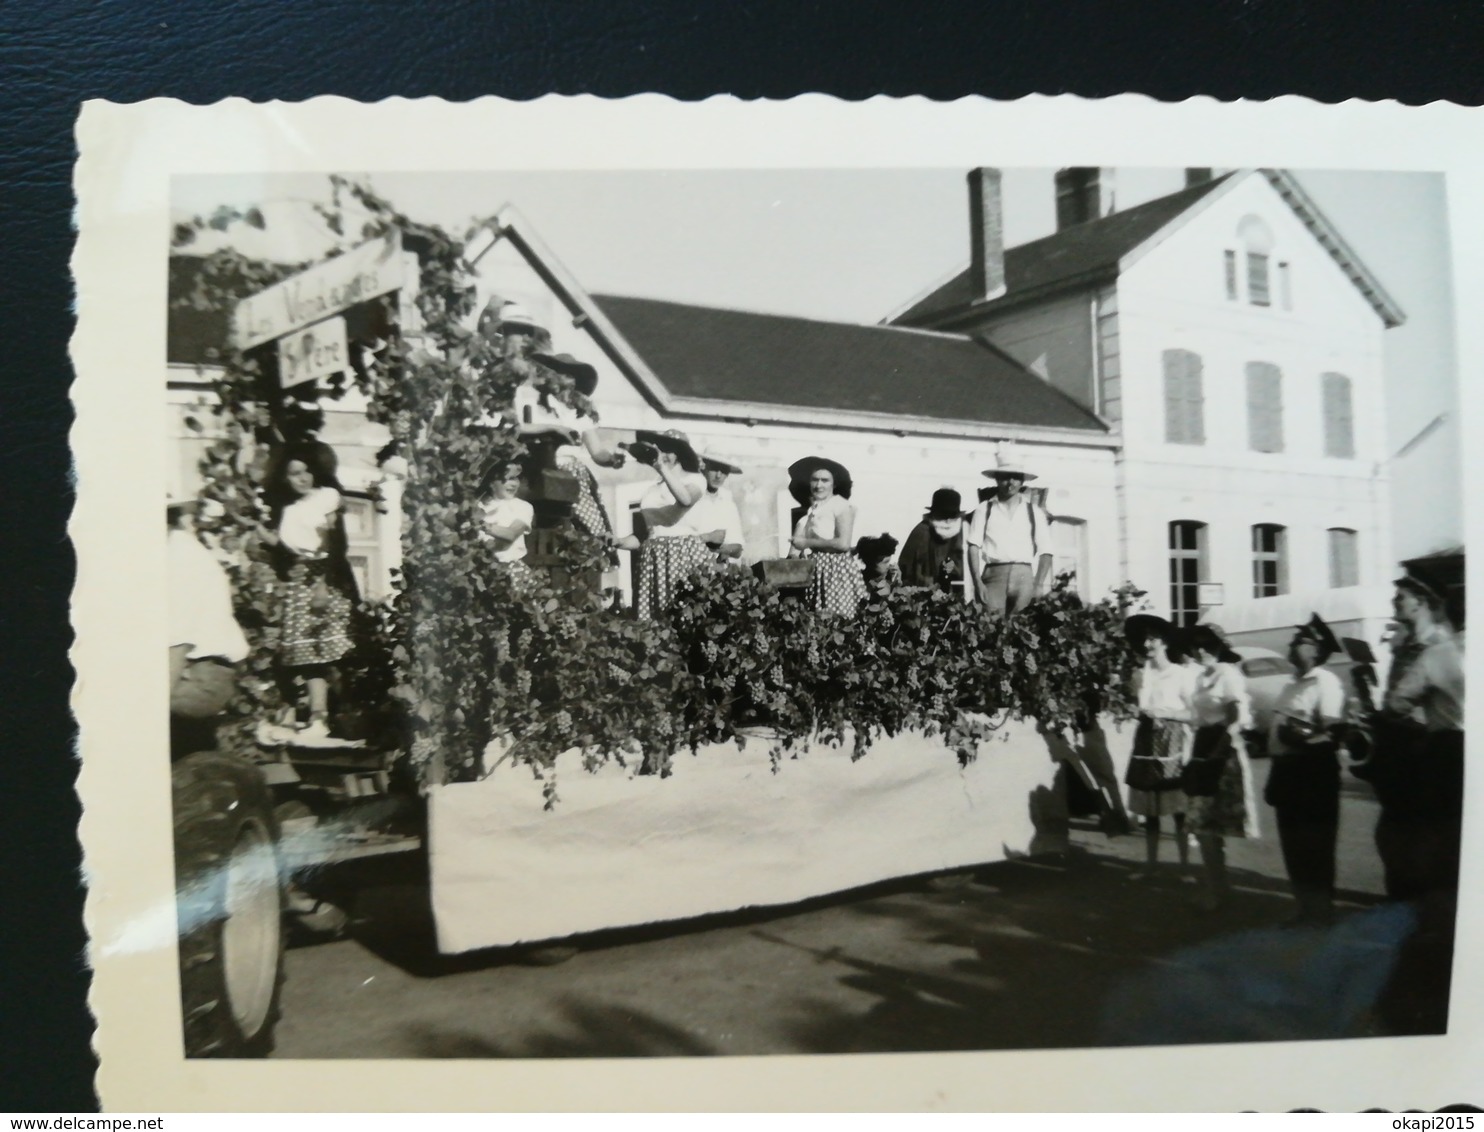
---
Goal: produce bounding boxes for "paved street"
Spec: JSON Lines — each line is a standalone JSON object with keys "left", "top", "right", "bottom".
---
{"left": 273, "top": 766, "right": 1411, "bottom": 1058}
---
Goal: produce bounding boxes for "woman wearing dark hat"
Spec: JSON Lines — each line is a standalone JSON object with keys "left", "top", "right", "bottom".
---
{"left": 787, "top": 456, "right": 867, "bottom": 616}
{"left": 897, "top": 488, "right": 967, "bottom": 595}
{"left": 855, "top": 534, "right": 900, "bottom": 599}
{"left": 1265, "top": 614, "right": 1349, "bottom": 926}
{"left": 632, "top": 429, "right": 713, "bottom": 619}
{"left": 1122, "top": 614, "right": 1198, "bottom": 879}
{"left": 1183, "top": 624, "right": 1260, "bottom": 910}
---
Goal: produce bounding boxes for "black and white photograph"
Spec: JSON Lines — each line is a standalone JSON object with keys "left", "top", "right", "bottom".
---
{"left": 71, "top": 97, "right": 1478, "bottom": 1111}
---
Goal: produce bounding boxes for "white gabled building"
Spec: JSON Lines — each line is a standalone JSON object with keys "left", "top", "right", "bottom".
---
{"left": 892, "top": 167, "right": 1404, "bottom": 638}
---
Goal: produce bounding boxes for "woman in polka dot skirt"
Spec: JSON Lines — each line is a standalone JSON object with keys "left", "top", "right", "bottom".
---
{"left": 788, "top": 456, "right": 867, "bottom": 617}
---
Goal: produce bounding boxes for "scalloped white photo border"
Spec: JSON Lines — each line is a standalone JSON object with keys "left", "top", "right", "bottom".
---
{"left": 71, "top": 94, "right": 1484, "bottom": 1113}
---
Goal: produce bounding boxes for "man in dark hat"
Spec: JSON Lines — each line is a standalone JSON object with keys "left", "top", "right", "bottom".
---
{"left": 1264, "top": 614, "right": 1349, "bottom": 926}
{"left": 897, "top": 487, "right": 967, "bottom": 595}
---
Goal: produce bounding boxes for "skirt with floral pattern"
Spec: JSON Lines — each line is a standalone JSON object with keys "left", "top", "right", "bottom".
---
{"left": 279, "top": 558, "right": 354, "bottom": 668}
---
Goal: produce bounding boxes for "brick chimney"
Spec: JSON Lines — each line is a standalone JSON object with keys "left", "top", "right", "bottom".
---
{"left": 1054, "top": 167, "right": 1115, "bottom": 230}
{"left": 968, "top": 167, "right": 1006, "bottom": 303}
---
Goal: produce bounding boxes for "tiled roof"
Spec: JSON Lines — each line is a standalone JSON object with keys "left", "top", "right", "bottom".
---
{"left": 592, "top": 295, "right": 1107, "bottom": 433}
{"left": 894, "top": 175, "right": 1234, "bottom": 326}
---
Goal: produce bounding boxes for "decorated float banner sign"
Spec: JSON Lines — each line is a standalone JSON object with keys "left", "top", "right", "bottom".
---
{"left": 233, "top": 230, "right": 403, "bottom": 351}
{"left": 278, "top": 315, "right": 349, "bottom": 388}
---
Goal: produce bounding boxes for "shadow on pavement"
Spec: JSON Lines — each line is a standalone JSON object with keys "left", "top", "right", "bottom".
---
{"left": 402, "top": 1000, "right": 717, "bottom": 1059}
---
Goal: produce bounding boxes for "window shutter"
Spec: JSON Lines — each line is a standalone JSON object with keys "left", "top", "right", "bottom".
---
{"left": 1322, "top": 372, "right": 1355, "bottom": 458}
{"left": 1328, "top": 528, "right": 1359, "bottom": 588}
{"left": 1246, "top": 362, "right": 1283, "bottom": 452}
{"left": 1163, "top": 349, "right": 1205, "bottom": 445}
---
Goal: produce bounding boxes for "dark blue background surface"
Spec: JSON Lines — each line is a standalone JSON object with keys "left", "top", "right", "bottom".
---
{"left": 3, "top": 0, "right": 1481, "bottom": 1113}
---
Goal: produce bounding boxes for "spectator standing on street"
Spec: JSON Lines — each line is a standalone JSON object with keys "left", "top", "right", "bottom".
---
{"left": 788, "top": 456, "right": 867, "bottom": 617}
{"left": 1122, "top": 615, "right": 1197, "bottom": 881}
{"left": 1183, "top": 625, "right": 1261, "bottom": 911}
{"left": 169, "top": 493, "right": 250, "bottom": 754}
{"left": 965, "top": 451, "right": 1053, "bottom": 618}
{"left": 897, "top": 487, "right": 967, "bottom": 596}
{"left": 1265, "top": 615, "right": 1348, "bottom": 927}
{"left": 1376, "top": 569, "right": 1465, "bottom": 902}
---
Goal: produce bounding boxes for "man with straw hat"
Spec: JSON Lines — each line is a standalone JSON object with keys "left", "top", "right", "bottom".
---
{"left": 689, "top": 454, "right": 746, "bottom": 564}
{"left": 965, "top": 449, "right": 1053, "bottom": 618}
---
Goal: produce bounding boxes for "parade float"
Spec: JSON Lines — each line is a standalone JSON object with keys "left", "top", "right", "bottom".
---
{"left": 167, "top": 185, "right": 1140, "bottom": 1054}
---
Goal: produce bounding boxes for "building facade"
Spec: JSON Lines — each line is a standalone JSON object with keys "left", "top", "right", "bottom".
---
{"left": 892, "top": 167, "right": 1404, "bottom": 629}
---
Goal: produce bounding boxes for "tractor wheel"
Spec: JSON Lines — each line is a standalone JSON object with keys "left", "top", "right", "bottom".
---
{"left": 173, "top": 751, "right": 285, "bottom": 1057}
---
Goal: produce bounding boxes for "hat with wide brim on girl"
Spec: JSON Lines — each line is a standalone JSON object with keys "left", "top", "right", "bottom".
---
{"left": 531, "top": 351, "right": 598, "bottom": 397}
{"left": 788, "top": 455, "right": 853, "bottom": 506}
{"left": 702, "top": 455, "right": 743, "bottom": 475}
{"left": 1188, "top": 623, "right": 1242, "bottom": 665}
{"left": 633, "top": 428, "right": 703, "bottom": 473}
{"left": 1124, "top": 613, "right": 1177, "bottom": 649}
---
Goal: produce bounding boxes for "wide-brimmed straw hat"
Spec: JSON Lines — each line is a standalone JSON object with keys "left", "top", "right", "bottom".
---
{"left": 925, "top": 487, "right": 964, "bottom": 520}
{"left": 495, "top": 302, "right": 544, "bottom": 333}
{"left": 531, "top": 351, "right": 598, "bottom": 397}
{"left": 982, "top": 451, "right": 1038, "bottom": 482}
{"left": 702, "top": 455, "right": 742, "bottom": 475}
{"left": 633, "top": 428, "right": 703, "bottom": 473}
{"left": 788, "top": 456, "right": 853, "bottom": 505}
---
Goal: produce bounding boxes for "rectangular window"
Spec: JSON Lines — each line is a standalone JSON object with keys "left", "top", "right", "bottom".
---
{"left": 1252, "top": 524, "right": 1288, "bottom": 598}
{"left": 1322, "top": 371, "right": 1356, "bottom": 458}
{"left": 1328, "top": 528, "right": 1360, "bottom": 588}
{"left": 1224, "top": 250, "right": 1238, "bottom": 300}
{"left": 1169, "top": 521, "right": 1207, "bottom": 628}
{"left": 1248, "top": 252, "right": 1270, "bottom": 306}
{"left": 342, "top": 494, "right": 382, "bottom": 601}
{"left": 1278, "top": 261, "right": 1292, "bottom": 310}
{"left": 1246, "top": 361, "right": 1285, "bottom": 453}
{"left": 1162, "top": 349, "right": 1205, "bottom": 445}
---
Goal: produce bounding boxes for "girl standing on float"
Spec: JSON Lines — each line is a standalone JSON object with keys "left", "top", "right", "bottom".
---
{"left": 259, "top": 440, "right": 360, "bottom": 741}
{"left": 1122, "top": 615, "right": 1198, "bottom": 880}
{"left": 787, "top": 456, "right": 867, "bottom": 617}
{"left": 1183, "top": 624, "right": 1261, "bottom": 910}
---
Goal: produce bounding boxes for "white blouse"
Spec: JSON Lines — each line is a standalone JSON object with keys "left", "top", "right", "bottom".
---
{"left": 1136, "top": 660, "right": 1197, "bottom": 721}
{"left": 278, "top": 487, "right": 342, "bottom": 559}
{"left": 639, "top": 471, "right": 709, "bottom": 538}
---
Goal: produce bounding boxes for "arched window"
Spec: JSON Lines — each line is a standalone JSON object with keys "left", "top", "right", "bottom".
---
{"left": 1246, "top": 361, "right": 1285, "bottom": 453}
{"left": 1162, "top": 349, "right": 1205, "bottom": 445}
{"left": 1328, "top": 528, "right": 1360, "bottom": 588}
{"left": 1252, "top": 523, "right": 1288, "bottom": 598}
{"left": 1322, "top": 372, "right": 1356, "bottom": 458}
{"left": 1169, "top": 520, "right": 1208, "bottom": 627}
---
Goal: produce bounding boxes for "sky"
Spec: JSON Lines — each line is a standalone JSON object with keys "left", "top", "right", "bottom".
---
{"left": 173, "top": 167, "right": 1462, "bottom": 559}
